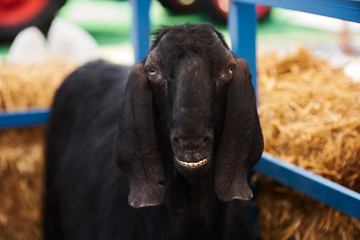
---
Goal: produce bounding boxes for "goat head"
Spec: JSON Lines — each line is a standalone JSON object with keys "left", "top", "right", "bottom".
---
{"left": 114, "top": 23, "right": 264, "bottom": 208}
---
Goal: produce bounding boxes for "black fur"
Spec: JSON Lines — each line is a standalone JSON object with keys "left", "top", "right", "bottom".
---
{"left": 44, "top": 23, "right": 263, "bottom": 240}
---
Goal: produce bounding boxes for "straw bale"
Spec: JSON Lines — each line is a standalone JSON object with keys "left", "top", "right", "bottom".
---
{"left": 257, "top": 48, "right": 360, "bottom": 239}
{"left": 1, "top": 49, "right": 359, "bottom": 239}
{"left": 0, "top": 60, "right": 77, "bottom": 240}
{"left": 0, "top": 60, "right": 77, "bottom": 110}
{"left": 0, "top": 127, "right": 45, "bottom": 240}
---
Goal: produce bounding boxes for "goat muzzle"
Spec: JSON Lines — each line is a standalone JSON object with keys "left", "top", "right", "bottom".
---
{"left": 171, "top": 131, "right": 213, "bottom": 170}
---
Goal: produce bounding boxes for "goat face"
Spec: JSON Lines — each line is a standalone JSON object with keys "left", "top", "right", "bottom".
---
{"left": 147, "top": 51, "right": 222, "bottom": 175}
{"left": 115, "top": 23, "right": 263, "bottom": 208}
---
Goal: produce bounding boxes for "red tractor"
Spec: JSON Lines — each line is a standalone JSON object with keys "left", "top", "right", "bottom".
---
{"left": 158, "top": 0, "right": 271, "bottom": 24}
{"left": 0, "top": 0, "right": 270, "bottom": 42}
{"left": 0, "top": 0, "right": 66, "bottom": 42}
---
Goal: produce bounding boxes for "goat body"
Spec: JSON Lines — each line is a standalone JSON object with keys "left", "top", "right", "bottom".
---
{"left": 44, "top": 23, "right": 263, "bottom": 240}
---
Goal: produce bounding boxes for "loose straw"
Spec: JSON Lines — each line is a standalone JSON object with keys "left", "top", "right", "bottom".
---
{"left": 257, "top": 48, "right": 360, "bottom": 240}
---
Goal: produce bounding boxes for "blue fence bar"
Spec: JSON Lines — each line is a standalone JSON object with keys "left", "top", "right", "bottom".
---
{"left": 0, "top": 109, "right": 50, "bottom": 129}
{"left": 131, "top": 0, "right": 151, "bottom": 63}
{"left": 230, "top": 0, "right": 360, "bottom": 221}
{"left": 255, "top": 153, "right": 360, "bottom": 220}
{"left": 229, "top": 2, "right": 257, "bottom": 91}
{"left": 232, "top": 0, "right": 360, "bottom": 23}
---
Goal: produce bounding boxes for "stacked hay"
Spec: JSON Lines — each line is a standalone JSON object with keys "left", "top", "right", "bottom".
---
{"left": 257, "top": 48, "right": 360, "bottom": 239}
{"left": 0, "top": 61, "right": 76, "bottom": 110}
{"left": 0, "top": 61, "right": 77, "bottom": 240}
{"left": 1, "top": 49, "right": 359, "bottom": 239}
{"left": 0, "top": 127, "right": 45, "bottom": 240}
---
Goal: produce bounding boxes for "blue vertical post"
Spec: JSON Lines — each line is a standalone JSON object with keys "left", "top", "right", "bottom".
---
{"left": 229, "top": 1, "right": 257, "bottom": 93}
{"left": 131, "top": 0, "right": 151, "bottom": 63}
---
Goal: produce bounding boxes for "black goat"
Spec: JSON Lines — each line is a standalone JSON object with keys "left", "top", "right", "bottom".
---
{"left": 44, "top": 23, "right": 264, "bottom": 240}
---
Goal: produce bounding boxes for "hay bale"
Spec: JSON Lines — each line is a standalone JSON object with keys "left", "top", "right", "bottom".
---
{"left": 0, "top": 60, "right": 77, "bottom": 240}
{"left": 0, "top": 60, "right": 77, "bottom": 110}
{"left": 257, "top": 48, "right": 360, "bottom": 239}
{"left": 0, "top": 128, "right": 45, "bottom": 240}
{"left": 1, "top": 50, "right": 359, "bottom": 239}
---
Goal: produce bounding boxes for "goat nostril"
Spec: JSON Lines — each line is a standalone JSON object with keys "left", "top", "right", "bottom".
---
{"left": 172, "top": 135, "right": 180, "bottom": 144}
{"left": 202, "top": 134, "right": 213, "bottom": 144}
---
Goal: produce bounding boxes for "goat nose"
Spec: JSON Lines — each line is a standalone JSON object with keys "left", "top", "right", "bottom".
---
{"left": 171, "top": 133, "right": 213, "bottom": 149}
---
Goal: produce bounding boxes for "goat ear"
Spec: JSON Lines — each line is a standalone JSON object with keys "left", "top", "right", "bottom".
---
{"left": 114, "top": 62, "right": 165, "bottom": 208}
{"left": 215, "top": 56, "right": 264, "bottom": 202}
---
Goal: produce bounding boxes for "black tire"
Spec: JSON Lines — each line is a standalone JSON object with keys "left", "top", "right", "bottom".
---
{"left": 157, "top": 0, "right": 200, "bottom": 14}
{"left": 201, "top": 1, "right": 271, "bottom": 25}
{"left": 201, "top": 0, "right": 228, "bottom": 25}
{"left": 0, "top": 0, "right": 66, "bottom": 43}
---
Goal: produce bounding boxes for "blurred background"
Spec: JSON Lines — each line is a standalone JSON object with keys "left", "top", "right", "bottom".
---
{"left": 1, "top": 0, "right": 359, "bottom": 66}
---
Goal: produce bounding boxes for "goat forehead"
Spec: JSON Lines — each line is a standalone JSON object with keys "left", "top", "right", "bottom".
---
{"left": 178, "top": 54, "right": 206, "bottom": 71}
{"left": 158, "top": 28, "right": 216, "bottom": 47}
{"left": 157, "top": 30, "right": 226, "bottom": 57}
{"left": 171, "top": 55, "right": 213, "bottom": 118}
{"left": 175, "top": 55, "right": 211, "bottom": 89}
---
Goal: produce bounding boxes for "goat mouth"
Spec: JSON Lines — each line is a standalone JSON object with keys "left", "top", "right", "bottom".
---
{"left": 175, "top": 157, "right": 208, "bottom": 168}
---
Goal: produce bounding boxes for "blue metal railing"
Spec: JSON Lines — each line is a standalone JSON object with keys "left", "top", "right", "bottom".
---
{"left": 228, "top": 0, "right": 360, "bottom": 220}
{"left": 0, "top": 108, "right": 49, "bottom": 129}
{"left": 254, "top": 153, "right": 360, "bottom": 220}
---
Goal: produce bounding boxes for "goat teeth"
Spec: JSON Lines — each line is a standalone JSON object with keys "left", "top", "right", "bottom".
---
{"left": 178, "top": 158, "right": 208, "bottom": 168}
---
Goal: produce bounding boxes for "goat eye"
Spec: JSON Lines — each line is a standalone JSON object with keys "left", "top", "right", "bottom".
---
{"left": 148, "top": 69, "right": 157, "bottom": 76}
